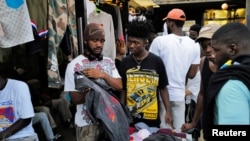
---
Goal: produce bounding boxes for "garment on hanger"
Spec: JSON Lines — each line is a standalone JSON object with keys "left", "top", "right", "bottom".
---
{"left": 59, "top": 26, "right": 72, "bottom": 56}
{"left": 99, "top": 3, "right": 118, "bottom": 31}
{"left": 0, "top": 0, "right": 34, "bottom": 48}
{"left": 88, "top": 11, "right": 116, "bottom": 61}
{"left": 85, "top": 0, "right": 95, "bottom": 20}
{"left": 48, "top": 0, "right": 77, "bottom": 88}
{"left": 94, "top": 3, "right": 101, "bottom": 13}
{"left": 114, "top": 6, "right": 124, "bottom": 41}
{"left": 26, "top": 0, "right": 48, "bottom": 38}
{"left": 25, "top": 0, "right": 48, "bottom": 56}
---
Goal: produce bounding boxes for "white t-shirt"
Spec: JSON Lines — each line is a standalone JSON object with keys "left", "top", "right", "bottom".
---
{"left": 149, "top": 34, "right": 200, "bottom": 101}
{"left": 64, "top": 55, "right": 121, "bottom": 127}
{"left": 0, "top": 79, "right": 36, "bottom": 139}
{"left": 186, "top": 70, "right": 201, "bottom": 104}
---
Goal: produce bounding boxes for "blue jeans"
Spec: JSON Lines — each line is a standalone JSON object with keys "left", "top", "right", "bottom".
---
{"left": 6, "top": 135, "right": 38, "bottom": 141}
{"left": 32, "top": 112, "right": 54, "bottom": 140}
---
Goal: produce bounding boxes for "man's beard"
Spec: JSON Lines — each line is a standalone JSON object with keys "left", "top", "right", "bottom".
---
{"left": 86, "top": 44, "right": 102, "bottom": 57}
{"left": 190, "top": 36, "right": 196, "bottom": 40}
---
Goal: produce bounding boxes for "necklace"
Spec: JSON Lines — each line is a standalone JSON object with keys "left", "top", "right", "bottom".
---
{"left": 132, "top": 52, "right": 149, "bottom": 70}
{"left": 132, "top": 55, "right": 144, "bottom": 70}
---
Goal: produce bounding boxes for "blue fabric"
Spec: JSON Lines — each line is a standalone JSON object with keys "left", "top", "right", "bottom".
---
{"left": 134, "top": 122, "right": 159, "bottom": 134}
{"left": 32, "top": 112, "right": 54, "bottom": 140}
{"left": 65, "top": 92, "right": 71, "bottom": 102}
{"left": 215, "top": 80, "right": 250, "bottom": 124}
{"left": 204, "top": 55, "right": 250, "bottom": 140}
{"left": 5, "top": 0, "right": 24, "bottom": 9}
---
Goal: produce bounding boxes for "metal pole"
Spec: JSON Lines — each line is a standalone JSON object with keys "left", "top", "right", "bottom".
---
{"left": 246, "top": 0, "right": 250, "bottom": 28}
{"left": 77, "top": 17, "right": 84, "bottom": 54}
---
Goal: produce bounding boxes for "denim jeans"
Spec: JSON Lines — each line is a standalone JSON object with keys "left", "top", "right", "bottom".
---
{"left": 32, "top": 112, "right": 54, "bottom": 140}
{"left": 5, "top": 134, "right": 38, "bottom": 141}
{"left": 34, "top": 106, "right": 57, "bottom": 129}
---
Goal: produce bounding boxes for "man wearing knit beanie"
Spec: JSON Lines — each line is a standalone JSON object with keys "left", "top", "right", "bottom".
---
{"left": 83, "top": 23, "right": 105, "bottom": 60}
{"left": 64, "top": 23, "right": 123, "bottom": 141}
{"left": 84, "top": 23, "right": 105, "bottom": 41}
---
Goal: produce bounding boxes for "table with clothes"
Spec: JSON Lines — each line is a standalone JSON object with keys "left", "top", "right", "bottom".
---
{"left": 129, "top": 122, "right": 192, "bottom": 141}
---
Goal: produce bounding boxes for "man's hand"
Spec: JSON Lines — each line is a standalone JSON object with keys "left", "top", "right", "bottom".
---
{"left": 181, "top": 122, "right": 196, "bottom": 132}
{"left": 185, "top": 89, "right": 192, "bottom": 96}
{"left": 165, "top": 111, "right": 173, "bottom": 129}
{"left": 83, "top": 68, "right": 104, "bottom": 79}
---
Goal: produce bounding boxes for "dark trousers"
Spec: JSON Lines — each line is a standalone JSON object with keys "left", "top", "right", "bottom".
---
{"left": 185, "top": 100, "right": 201, "bottom": 139}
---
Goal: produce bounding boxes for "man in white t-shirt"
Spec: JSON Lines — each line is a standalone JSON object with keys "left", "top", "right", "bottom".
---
{"left": 0, "top": 75, "right": 38, "bottom": 140}
{"left": 149, "top": 8, "right": 200, "bottom": 130}
{"left": 64, "top": 23, "right": 122, "bottom": 141}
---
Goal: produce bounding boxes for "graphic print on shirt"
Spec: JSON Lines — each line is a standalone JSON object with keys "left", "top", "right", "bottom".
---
{"left": 0, "top": 101, "right": 14, "bottom": 131}
{"left": 74, "top": 58, "right": 114, "bottom": 122}
{"left": 126, "top": 67, "right": 159, "bottom": 120}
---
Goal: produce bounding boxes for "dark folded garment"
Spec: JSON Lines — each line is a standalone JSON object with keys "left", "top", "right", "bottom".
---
{"left": 157, "top": 128, "right": 186, "bottom": 139}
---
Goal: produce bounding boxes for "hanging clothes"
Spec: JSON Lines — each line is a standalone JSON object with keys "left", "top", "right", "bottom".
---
{"left": 26, "top": 0, "right": 48, "bottom": 38}
{"left": 88, "top": 11, "right": 116, "bottom": 61}
{"left": 48, "top": 0, "right": 78, "bottom": 88}
{"left": 99, "top": 3, "right": 118, "bottom": 31}
{"left": 0, "top": 0, "right": 34, "bottom": 48}
{"left": 85, "top": 0, "right": 95, "bottom": 20}
{"left": 114, "top": 6, "right": 125, "bottom": 41}
{"left": 25, "top": 0, "right": 48, "bottom": 56}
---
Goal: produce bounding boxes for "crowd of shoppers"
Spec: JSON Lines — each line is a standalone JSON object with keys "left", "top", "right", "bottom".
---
{"left": 1, "top": 6, "right": 249, "bottom": 141}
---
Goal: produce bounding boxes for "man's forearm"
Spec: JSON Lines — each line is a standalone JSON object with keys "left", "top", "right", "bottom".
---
{"left": 0, "top": 118, "right": 32, "bottom": 140}
{"left": 70, "top": 92, "right": 86, "bottom": 104}
{"left": 191, "top": 93, "right": 203, "bottom": 125}
{"left": 160, "top": 88, "right": 172, "bottom": 113}
{"left": 102, "top": 72, "right": 122, "bottom": 91}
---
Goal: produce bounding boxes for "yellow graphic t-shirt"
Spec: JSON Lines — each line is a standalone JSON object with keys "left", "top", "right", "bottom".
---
{"left": 126, "top": 67, "right": 159, "bottom": 120}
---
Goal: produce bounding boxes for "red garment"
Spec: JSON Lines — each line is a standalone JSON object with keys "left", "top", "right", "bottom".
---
{"left": 129, "top": 127, "right": 135, "bottom": 134}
